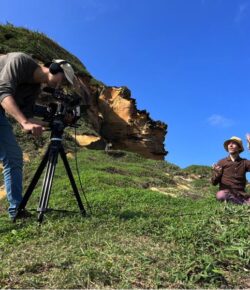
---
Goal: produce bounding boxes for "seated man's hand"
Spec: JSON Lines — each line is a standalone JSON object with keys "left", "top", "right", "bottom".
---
{"left": 246, "top": 133, "right": 250, "bottom": 149}
{"left": 212, "top": 163, "right": 222, "bottom": 174}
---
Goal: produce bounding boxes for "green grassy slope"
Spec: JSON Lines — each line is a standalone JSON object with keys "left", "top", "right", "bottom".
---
{"left": 0, "top": 23, "right": 103, "bottom": 86}
{"left": 0, "top": 24, "right": 89, "bottom": 76}
{"left": 0, "top": 149, "right": 250, "bottom": 289}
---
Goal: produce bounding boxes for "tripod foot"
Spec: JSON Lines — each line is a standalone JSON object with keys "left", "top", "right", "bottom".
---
{"left": 38, "top": 212, "right": 44, "bottom": 224}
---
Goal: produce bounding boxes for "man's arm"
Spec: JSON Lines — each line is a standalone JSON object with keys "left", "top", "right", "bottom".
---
{"left": 1, "top": 95, "right": 44, "bottom": 136}
{"left": 211, "top": 163, "right": 223, "bottom": 185}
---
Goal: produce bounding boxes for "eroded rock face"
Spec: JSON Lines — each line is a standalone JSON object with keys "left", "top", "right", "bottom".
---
{"left": 95, "top": 86, "right": 168, "bottom": 160}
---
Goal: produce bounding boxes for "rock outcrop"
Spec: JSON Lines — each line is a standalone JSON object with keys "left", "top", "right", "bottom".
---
{"left": 95, "top": 86, "right": 167, "bottom": 160}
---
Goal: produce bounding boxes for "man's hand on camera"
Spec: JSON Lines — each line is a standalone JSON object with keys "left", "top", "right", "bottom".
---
{"left": 1, "top": 96, "right": 46, "bottom": 136}
{"left": 21, "top": 121, "right": 44, "bottom": 137}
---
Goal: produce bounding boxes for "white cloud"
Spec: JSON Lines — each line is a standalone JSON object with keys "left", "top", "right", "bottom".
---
{"left": 234, "top": 2, "right": 249, "bottom": 23}
{"left": 207, "top": 114, "right": 234, "bottom": 128}
{"left": 78, "top": 0, "right": 119, "bottom": 22}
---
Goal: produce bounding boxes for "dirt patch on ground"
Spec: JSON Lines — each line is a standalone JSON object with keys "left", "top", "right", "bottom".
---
{"left": 0, "top": 185, "right": 6, "bottom": 214}
{"left": 104, "top": 167, "right": 128, "bottom": 175}
{"left": 150, "top": 187, "right": 178, "bottom": 197}
{"left": 150, "top": 173, "right": 204, "bottom": 200}
{"left": 0, "top": 185, "right": 6, "bottom": 200}
{"left": 241, "top": 278, "right": 250, "bottom": 288}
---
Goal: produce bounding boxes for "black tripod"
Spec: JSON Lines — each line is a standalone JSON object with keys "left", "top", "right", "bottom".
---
{"left": 14, "top": 118, "right": 86, "bottom": 223}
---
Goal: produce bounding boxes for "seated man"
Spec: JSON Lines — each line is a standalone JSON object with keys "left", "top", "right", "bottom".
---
{"left": 211, "top": 136, "right": 250, "bottom": 205}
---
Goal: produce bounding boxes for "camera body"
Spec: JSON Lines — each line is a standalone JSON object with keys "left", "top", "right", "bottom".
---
{"left": 34, "top": 87, "right": 82, "bottom": 129}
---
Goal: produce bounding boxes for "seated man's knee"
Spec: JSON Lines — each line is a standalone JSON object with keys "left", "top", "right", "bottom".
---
{"left": 216, "top": 190, "right": 229, "bottom": 201}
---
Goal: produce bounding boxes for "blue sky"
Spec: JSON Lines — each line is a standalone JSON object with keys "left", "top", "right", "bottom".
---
{"left": 1, "top": 0, "right": 250, "bottom": 168}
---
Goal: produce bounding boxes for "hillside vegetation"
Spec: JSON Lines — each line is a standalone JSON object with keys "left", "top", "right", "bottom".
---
{"left": 0, "top": 23, "right": 90, "bottom": 78}
{"left": 0, "top": 149, "right": 250, "bottom": 289}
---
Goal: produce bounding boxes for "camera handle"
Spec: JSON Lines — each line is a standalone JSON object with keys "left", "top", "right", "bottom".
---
{"left": 14, "top": 120, "right": 86, "bottom": 223}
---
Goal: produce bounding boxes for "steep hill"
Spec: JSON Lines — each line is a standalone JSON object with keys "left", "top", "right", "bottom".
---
{"left": 0, "top": 24, "right": 167, "bottom": 160}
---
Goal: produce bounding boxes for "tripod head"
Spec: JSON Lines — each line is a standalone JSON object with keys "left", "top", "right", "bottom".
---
{"left": 34, "top": 87, "right": 85, "bottom": 133}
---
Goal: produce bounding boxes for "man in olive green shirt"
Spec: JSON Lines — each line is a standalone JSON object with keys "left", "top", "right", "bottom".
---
{"left": 0, "top": 52, "right": 75, "bottom": 219}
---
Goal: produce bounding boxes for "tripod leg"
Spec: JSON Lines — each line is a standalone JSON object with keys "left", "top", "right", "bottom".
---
{"left": 14, "top": 148, "right": 50, "bottom": 219}
{"left": 37, "top": 151, "right": 58, "bottom": 223}
{"left": 59, "top": 148, "right": 86, "bottom": 216}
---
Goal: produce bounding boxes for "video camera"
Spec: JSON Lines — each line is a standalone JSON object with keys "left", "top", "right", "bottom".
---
{"left": 34, "top": 87, "right": 83, "bottom": 129}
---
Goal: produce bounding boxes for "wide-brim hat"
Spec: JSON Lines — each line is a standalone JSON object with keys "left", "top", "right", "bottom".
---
{"left": 223, "top": 136, "right": 244, "bottom": 153}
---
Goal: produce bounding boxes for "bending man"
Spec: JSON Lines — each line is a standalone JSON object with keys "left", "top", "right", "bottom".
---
{"left": 0, "top": 52, "right": 75, "bottom": 219}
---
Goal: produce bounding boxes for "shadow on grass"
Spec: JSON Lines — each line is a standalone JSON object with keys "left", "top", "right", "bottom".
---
{"left": 0, "top": 208, "right": 90, "bottom": 230}
{"left": 30, "top": 207, "right": 91, "bottom": 221}
{"left": 117, "top": 210, "right": 150, "bottom": 220}
{"left": 89, "top": 204, "right": 152, "bottom": 219}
